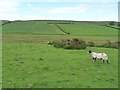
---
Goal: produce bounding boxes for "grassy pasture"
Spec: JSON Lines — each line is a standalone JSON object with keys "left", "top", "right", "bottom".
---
{"left": 2, "top": 21, "right": 65, "bottom": 35}
{"left": 2, "top": 20, "right": 118, "bottom": 88}
{"left": 2, "top": 43, "right": 118, "bottom": 88}
{"left": 2, "top": 21, "right": 118, "bottom": 42}
{"left": 58, "top": 23, "right": 118, "bottom": 36}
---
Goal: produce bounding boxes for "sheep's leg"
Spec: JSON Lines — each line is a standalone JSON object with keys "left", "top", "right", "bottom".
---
{"left": 106, "top": 60, "right": 109, "bottom": 64}
{"left": 92, "top": 57, "right": 95, "bottom": 62}
{"left": 93, "top": 58, "right": 96, "bottom": 62}
{"left": 103, "top": 60, "right": 105, "bottom": 63}
{"left": 93, "top": 57, "right": 96, "bottom": 62}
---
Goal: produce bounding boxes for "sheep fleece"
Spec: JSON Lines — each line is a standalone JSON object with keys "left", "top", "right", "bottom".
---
{"left": 91, "top": 52, "right": 108, "bottom": 60}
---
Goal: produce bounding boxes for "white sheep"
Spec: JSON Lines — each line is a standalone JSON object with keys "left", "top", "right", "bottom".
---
{"left": 88, "top": 50, "right": 109, "bottom": 63}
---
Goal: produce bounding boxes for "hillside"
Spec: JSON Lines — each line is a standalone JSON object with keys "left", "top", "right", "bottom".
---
{"left": 2, "top": 20, "right": 118, "bottom": 36}
{"left": 2, "top": 21, "right": 66, "bottom": 35}
{"left": 2, "top": 20, "right": 118, "bottom": 88}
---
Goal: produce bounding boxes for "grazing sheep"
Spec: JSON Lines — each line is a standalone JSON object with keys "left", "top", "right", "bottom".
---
{"left": 88, "top": 50, "right": 109, "bottom": 63}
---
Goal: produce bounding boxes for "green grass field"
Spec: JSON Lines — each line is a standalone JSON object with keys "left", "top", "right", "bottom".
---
{"left": 2, "top": 21, "right": 65, "bottom": 35}
{"left": 58, "top": 23, "right": 118, "bottom": 36}
{"left": 2, "top": 43, "right": 118, "bottom": 88}
{"left": 2, "top": 21, "right": 118, "bottom": 41}
{"left": 2, "top": 20, "right": 118, "bottom": 88}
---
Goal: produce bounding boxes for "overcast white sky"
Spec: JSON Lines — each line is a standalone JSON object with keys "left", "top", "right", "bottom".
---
{"left": 0, "top": 0, "right": 119, "bottom": 21}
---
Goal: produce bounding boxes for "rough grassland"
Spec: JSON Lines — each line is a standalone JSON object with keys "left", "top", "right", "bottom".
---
{"left": 2, "top": 21, "right": 118, "bottom": 88}
{"left": 2, "top": 43, "right": 118, "bottom": 88}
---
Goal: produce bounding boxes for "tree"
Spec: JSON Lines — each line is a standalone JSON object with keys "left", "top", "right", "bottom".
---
{"left": 109, "top": 22, "right": 115, "bottom": 26}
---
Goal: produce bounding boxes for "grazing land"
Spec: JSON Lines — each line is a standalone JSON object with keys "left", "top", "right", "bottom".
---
{"left": 2, "top": 20, "right": 118, "bottom": 88}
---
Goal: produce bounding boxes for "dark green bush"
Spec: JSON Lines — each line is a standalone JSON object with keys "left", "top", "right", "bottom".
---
{"left": 109, "top": 22, "right": 115, "bottom": 26}
{"left": 49, "top": 38, "right": 87, "bottom": 49}
{"left": 87, "top": 41, "right": 95, "bottom": 47}
{"left": 104, "top": 40, "right": 111, "bottom": 48}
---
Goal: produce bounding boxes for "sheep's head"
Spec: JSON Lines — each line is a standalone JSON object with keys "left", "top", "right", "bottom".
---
{"left": 88, "top": 50, "right": 92, "bottom": 53}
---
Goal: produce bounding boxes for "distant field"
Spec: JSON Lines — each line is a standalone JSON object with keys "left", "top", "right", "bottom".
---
{"left": 2, "top": 34, "right": 118, "bottom": 45}
{"left": 2, "top": 21, "right": 65, "bottom": 35}
{"left": 58, "top": 23, "right": 118, "bottom": 36}
{"left": 2, "top": 20, "right": 118, "bottom": 88}
{"left": 2, "top": 21, "right": 118, "bottom": 42}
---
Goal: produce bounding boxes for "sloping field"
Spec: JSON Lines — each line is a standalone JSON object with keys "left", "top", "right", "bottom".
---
{"left": 2, "top": 21, "right": 65, "bottom": 35}
{"left": 2, "top": 21, "right": 118, "bottom": 36}
{"left": 32, "top": 21, "right": 65, "bottom": 35}
{"left": 2, "top": 21, "right": 118, "bottom": 43}
{"left": 58, "top": 23, "right": 118, "bottom": 36}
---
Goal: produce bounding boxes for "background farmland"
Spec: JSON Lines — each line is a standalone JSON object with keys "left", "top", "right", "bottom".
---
{"left": 2, "top": 20, "right": 118, "bottom": 88}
